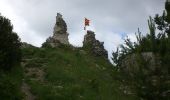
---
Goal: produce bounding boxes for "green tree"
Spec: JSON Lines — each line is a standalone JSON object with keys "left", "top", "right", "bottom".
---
{"left": 0, "top": 14, "right": 21, "bottom": 70}
{"left": 112, "top": 1, "right": 170, "bottom": 100}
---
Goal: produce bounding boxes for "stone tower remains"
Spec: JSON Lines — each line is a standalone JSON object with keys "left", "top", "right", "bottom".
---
{"left": 83, "top": 30, "right": 108, "bottom": 59}
{"left": 43, "top": 13, "right": 69, "bottom": 47}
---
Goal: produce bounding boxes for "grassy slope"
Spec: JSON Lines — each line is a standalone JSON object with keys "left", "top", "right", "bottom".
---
{"left": 22, "top": 45, "right": 138, "bottom": 100}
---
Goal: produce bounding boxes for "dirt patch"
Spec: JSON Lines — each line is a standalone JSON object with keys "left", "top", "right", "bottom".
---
{"left": 21, "top": 82, "right": 36, "bottom": 100}
{"left": 21, "top": 58, "right": 46, "bottom": 100}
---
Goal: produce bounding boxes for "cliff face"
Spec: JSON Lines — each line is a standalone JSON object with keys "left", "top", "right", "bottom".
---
{"left": 83, "top": 30, "right": 108, "bottom": 59}
{"left": 43, "top": 13, "right": 69, "bottom": 47}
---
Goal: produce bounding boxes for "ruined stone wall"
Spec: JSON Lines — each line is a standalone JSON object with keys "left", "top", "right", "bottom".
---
{"left": 83, "top": 30, "right": 108, "bottom": 58}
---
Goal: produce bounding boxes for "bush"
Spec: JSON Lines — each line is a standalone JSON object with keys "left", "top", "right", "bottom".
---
{"left": 0, "top": 73, "right": 23, "bottom": 100}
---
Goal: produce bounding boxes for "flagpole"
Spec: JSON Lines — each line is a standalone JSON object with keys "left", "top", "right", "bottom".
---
{"left": 84, "top": 17, "right": 86, "bottom": 31}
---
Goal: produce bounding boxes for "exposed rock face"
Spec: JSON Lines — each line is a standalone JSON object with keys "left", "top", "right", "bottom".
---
{"left": 83, "top": 31, "right": 96, "bottom": 45}
{"left": 120, "top": 52, "right": 161, "bottom": 76}
{"left": 21, "top": 42, "right": 35, "bottom": 48}
{"left": 83, "top": 30, "right": 108, "bottom": 58}
{"left": 43, "top": 13, "right": 69, "bottom": 47}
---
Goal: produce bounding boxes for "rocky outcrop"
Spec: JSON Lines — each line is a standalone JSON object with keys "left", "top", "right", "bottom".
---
{"left": 83, "top": 30, "right": 108, "bottom": 58}
{"left": 21, "top": 42, "right": 35, "bottom": 48}
{"left": 43, "top": 14, "right": 107, "bottom": 58}
{"left": 43, "top": 13, "right": 69, "bottom": 47}
{"left": 120, "top": 52, "right": 161, "bottom": 76}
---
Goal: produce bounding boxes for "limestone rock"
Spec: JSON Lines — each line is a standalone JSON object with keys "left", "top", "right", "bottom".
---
{"left": 43, "top": 13, "right": 69, "bottom": 47}
{"left": 120, "top": 52, "right": 161, "bottom": 76}
{"left": 83, "top": 30, "right": 108, "bottom": 58}
{"left": 83, "top": 30, "right": 96, "bottom": 45}
{"left": 53, "top": 13, "right": 67, "bottom": 34}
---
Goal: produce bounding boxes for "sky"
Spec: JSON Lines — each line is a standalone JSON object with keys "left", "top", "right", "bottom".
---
{"left": 0, "top": 0, "right": 166, "bottom": 60}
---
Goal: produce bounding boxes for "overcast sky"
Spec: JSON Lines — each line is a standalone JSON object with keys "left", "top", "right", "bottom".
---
{"left": 0, "top": 0, "right": 166, "bottom": 60}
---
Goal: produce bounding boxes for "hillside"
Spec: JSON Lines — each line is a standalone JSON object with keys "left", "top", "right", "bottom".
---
{"left": 21, "top": 44, "right": 138, "bottom": 100}
{"left": 0, "top": 13, "right": 140, "bottom": 100}
{"left": 0, "top": 1, "right": 169, "bottom": 99}
{"left": 18, "top": 13, "right": 139, "bottom": 100}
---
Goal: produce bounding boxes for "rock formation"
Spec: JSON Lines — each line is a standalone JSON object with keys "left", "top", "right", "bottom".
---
{"left": 83, "top": 30, "right": 108, "bottom": 58}
{"left": 21, "top": 42, "right": 35, "bottom": 48}
{"left": 43, "top": 13, "right": 69, "bottom": 47}
{"left": 43, "top": 14, "right": 108, "bottom": 59}
{"left": 120, "top": 52, "right": 161, "bottom": 76}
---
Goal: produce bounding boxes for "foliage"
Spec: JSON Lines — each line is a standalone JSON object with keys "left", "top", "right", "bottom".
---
{"left": 0, "top": 14, "right": 21, "bottom": 70}
{"left": 112, "top": 1, "right": 170, "bottom": 100}
{"left": 21, "top": 45, "right": 139, "bottom": 100}
{"left": 0, "top": 65, "right": 23, "bottom": 100}
{"left": 0, "top": 13, "right": 23, "bottom": 99}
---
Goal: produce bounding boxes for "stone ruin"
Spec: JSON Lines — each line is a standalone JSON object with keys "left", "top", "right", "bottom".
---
{"left": 83, "top": 30, "right": 108, "bottom": 59}
{"left": 43, "top": 13, "right": 108, "bottom": 59}
{"left": 43, "top": 13, "right": 69, "bottom": 47}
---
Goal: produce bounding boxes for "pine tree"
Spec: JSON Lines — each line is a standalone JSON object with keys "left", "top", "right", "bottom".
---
{"left": 112, "top": 1, "right": 170, "bottom": 100}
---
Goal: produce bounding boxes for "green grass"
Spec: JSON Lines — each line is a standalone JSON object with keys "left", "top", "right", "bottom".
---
{"left": 22, "top": 45, "right": 139, "bottom": 100}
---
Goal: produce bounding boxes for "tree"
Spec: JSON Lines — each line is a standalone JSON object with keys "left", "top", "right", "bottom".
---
{"left": 0, "top": 14, "right": 21, "bottom": 70}
{"left": 112, "top": 1, "right": 170, "bottom": 100}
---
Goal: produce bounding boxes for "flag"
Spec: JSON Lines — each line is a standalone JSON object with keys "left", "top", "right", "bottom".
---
{"left": 85, "top": 18, "right": 90, "bottom": 26}
{"left": 84, "top": 18, "right": 90, "bottom": 30}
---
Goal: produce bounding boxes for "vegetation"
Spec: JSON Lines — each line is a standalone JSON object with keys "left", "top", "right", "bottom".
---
{"left": 0, "top": 14, "right": 23, "bottom": 99}
{"left": 21, "top": 45, "right": 138, "bottom": 100}
{"left": 112, "top": 1, "right": 170, "bottom": 100}
{"left": 0, "top": 13, "right": 137, "bottom": 100}
{"left": 0, "top": 14, "right": 21, "bottom": 70}
{"left": 0, "top": 66, "right": 23, "bottom": 100}
{"left": 0, "top": 1, "right": 169, "bottom": 100}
